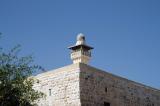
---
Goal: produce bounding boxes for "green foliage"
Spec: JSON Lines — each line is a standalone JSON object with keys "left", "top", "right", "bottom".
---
{"left": 0, "top": 45, "right": 45, "bottom": 106}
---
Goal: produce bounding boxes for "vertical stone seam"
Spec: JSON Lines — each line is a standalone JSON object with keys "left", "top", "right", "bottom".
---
{"left": 78, "top": 63, "right": 82, "bottom": 106}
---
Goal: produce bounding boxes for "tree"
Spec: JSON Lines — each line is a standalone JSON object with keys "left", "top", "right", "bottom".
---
{"left": 0, "top": 45, "right": 44, "bottom": 106}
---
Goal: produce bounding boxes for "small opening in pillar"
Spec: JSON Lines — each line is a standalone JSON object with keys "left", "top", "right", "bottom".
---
{"left": 49, "top": 89, "right": 51, "bottom": 96}
{"left": 105, "top": 87, "right": 108, "bottom": 93}
{"left": 104, "top": 102, "right": 110, "bottom": 106}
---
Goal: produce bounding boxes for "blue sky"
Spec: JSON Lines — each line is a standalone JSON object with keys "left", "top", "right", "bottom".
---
{"left": 0, "top": 0, "right": 160, "bottom": 89}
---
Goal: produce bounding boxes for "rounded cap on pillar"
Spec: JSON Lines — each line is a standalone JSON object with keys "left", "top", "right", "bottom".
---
{"left": 76, "top": 33, "right": 86, "bottom": 45}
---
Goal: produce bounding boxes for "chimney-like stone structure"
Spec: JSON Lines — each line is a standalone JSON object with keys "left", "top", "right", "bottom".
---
{"left": 68, "top": 33, "right": 93, "bottom": 64}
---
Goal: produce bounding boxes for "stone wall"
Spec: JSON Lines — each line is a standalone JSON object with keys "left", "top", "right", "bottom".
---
{"left": 33, "top": 64, "right": 81, "bottom": 106}
{"left": 34, "top": 63, "right": 160, "bottom": 106}
{"left": 79, "top": 63, "right": 160, "bottom": 106}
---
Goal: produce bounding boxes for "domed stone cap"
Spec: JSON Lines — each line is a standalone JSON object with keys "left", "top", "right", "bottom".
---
{"left": 68, "top": 33, "right": 93, "bottom": 50}
{"left": 76, "top": 33, "right": 86, "bottom": 45}
{"left": 77, "top": 33, "right": 85, "bottom": 41}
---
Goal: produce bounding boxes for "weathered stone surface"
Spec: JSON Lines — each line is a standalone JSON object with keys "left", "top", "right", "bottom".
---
{"left": 79, "top": 63, "right": 160, "bottom": 106}
{"left": 33, "top": 64, "right": 81, "bottom": 106}
{"left": 33, "top": 63, "right": 160, "bottom": 106}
